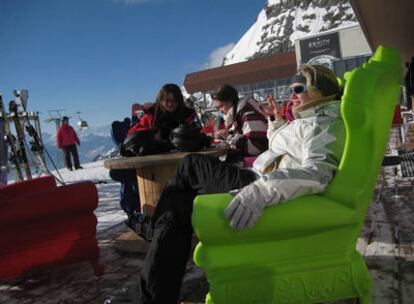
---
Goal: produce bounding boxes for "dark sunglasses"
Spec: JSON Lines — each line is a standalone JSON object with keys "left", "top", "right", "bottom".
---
{"left": 289, "top": 85, "right": 307, "bottom": 94}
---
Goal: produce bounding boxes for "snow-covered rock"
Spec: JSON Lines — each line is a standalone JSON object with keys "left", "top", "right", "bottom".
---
{"left": 224, "top": 0, "right": 358, "bottom": 65}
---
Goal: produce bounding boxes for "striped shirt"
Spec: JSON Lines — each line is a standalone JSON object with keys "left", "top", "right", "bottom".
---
{"left": 228, "top": 96, "right": 268, "bottom": 156}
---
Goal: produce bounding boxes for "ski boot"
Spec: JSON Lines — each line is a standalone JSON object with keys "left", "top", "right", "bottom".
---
{"left": 126, "top": 211, "right": 153, "bottom": 242}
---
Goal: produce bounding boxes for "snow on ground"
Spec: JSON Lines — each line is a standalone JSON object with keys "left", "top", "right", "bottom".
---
{"left": 50, "top": 160, "right": 127, "bottom": 233}
{"left": 54, "top": 160, "right": 111, "bottom": 183}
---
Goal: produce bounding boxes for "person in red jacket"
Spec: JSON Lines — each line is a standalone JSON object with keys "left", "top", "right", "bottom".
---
{"left": 128, "top": 102, "right": 155, "bottom": 133}
{"left": 128, "top": 84, "right": 200, "bottom": 139}
{"left": 56, "top": 116, "right": 82, "bottom": 171}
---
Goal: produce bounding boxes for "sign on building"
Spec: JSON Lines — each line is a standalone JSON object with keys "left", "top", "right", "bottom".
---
{"left": 299, "top": 32, "right": 341, "bottom": 67}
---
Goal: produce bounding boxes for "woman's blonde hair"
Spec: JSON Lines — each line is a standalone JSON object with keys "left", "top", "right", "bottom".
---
{"left": 299, "top": 64, "right": 340, "bottom": 98}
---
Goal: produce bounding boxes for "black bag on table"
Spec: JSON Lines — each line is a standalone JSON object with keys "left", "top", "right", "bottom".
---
{"left": 120, "top": 129, "right": 173, "bottom": 157}
{"left": 170, "top": 125, "right": 212, "bottom": 152}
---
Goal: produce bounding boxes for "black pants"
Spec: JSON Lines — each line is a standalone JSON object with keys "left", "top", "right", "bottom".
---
{"left": 137, "top": 153, "right": 257, "bottom": 304}
{"left": 62, "top": 144, "right": 80, "bottom": 170}
{"left": 109, "top": 169, "right": 140, "bottom": 216}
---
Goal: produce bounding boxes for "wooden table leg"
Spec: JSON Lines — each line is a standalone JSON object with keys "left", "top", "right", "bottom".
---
{"left": 136, "top": 164, "right": 178, "bottom": 216}
{"left": 115, "top": 165, "right": 178, "bottom": 255}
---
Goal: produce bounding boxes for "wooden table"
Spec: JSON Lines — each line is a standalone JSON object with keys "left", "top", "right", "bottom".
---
{"left": 104, "top": 148, "right": 227, "bottom": 216}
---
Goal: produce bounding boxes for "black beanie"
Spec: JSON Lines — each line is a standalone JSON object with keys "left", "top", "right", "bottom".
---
{"left": 291, "top": 73, "right": 306, "bottom": 84}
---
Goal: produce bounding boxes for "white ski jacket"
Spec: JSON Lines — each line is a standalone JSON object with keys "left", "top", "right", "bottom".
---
{"left": 251, "top": 99, "right": 345, "bottom": 206}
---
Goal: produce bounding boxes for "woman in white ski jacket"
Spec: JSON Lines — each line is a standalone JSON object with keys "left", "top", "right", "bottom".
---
{"left": 228, "top": 64, "right": 345, "bottom": 228}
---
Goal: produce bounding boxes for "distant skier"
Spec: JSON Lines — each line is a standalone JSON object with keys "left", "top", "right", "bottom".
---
{"left": 56, "top": 116, "right": 83, "bottom": 171}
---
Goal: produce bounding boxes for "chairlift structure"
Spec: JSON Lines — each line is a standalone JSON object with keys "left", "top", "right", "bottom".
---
{"left": 44, "top": 110, "right": 66, "bottom": 131}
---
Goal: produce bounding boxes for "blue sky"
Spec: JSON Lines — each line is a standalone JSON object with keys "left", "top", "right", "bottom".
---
{"left": 0, "top": 0, "right": 265, "bottom": 133}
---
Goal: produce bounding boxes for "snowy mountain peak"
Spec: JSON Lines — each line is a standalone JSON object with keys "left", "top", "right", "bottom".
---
{"left": 224, "top": 0, "right": 358, "bottom": 65}
{"left": 268, "top": 0, "right": 282, "bottom": 5}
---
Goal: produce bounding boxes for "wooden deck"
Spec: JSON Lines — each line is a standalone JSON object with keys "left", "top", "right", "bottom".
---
{"left": 0, "top": 129, "right": 413, "bottom": 303}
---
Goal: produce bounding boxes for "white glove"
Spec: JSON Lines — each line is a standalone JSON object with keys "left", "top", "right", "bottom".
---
{"left": 224, "top": 183, "right": 266, "bottom": 230}
{"left": 227, "top": 133, "right": 243, "bottom": 149}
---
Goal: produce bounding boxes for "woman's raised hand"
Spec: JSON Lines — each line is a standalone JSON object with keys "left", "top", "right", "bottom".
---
{"left": 259, "top": 95, "right": 283, "bottom": 122}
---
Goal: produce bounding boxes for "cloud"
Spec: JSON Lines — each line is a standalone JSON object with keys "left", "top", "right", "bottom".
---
{"left": 203, "top": 43, "right": 236, "bottom": 69}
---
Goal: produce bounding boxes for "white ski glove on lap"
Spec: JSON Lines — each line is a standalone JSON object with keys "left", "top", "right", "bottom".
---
{"left": 224, "top": 183, "right": 266, "bottom": 230}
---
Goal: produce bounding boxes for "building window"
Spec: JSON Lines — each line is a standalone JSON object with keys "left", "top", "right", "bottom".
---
{"left": 332, "top": 54, "right": 372, "bottom": 77}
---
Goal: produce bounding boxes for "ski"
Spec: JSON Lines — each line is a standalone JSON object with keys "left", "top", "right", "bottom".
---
{"left": 13, "top": 90, "right": 50, "bottom": 176}
{"left": 9, "top": 99, "right": 32, "bottom": 179}
{"left": 0, "top": 95, "right": 24, "bottom": 181}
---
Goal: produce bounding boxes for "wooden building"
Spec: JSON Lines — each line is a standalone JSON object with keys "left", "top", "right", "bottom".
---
{"left": 184, "top": 52, "right": 297, "bottom": 101}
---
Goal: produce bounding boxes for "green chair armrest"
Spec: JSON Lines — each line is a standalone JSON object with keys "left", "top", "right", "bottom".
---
{"left": 192, "top": 193, "right": 357, "bottom": 246}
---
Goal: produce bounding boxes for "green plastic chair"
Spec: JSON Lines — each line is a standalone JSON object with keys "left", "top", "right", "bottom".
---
{"left": 192, "top": 46, "right": 402, "bottom": 304}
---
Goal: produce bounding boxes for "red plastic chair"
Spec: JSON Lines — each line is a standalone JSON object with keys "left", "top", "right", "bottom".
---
{"left": 0, "top": 176, "right": 104, "bottom": 281}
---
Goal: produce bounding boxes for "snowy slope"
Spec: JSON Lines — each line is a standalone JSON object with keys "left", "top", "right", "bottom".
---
{"left": 224, "top": 0, "right": 358, "bottom": 65}
{"left": 54, "top": 160, "right": 111, "bottom": 183}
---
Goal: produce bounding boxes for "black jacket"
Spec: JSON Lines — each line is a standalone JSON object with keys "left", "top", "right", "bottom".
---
{"left": 155, "top": 106, "right": 200, "bottom": 140}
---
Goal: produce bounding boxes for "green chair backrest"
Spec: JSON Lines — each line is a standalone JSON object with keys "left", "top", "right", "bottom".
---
{"left": 324, "top": 46, "right": 402, "bottom": 216}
